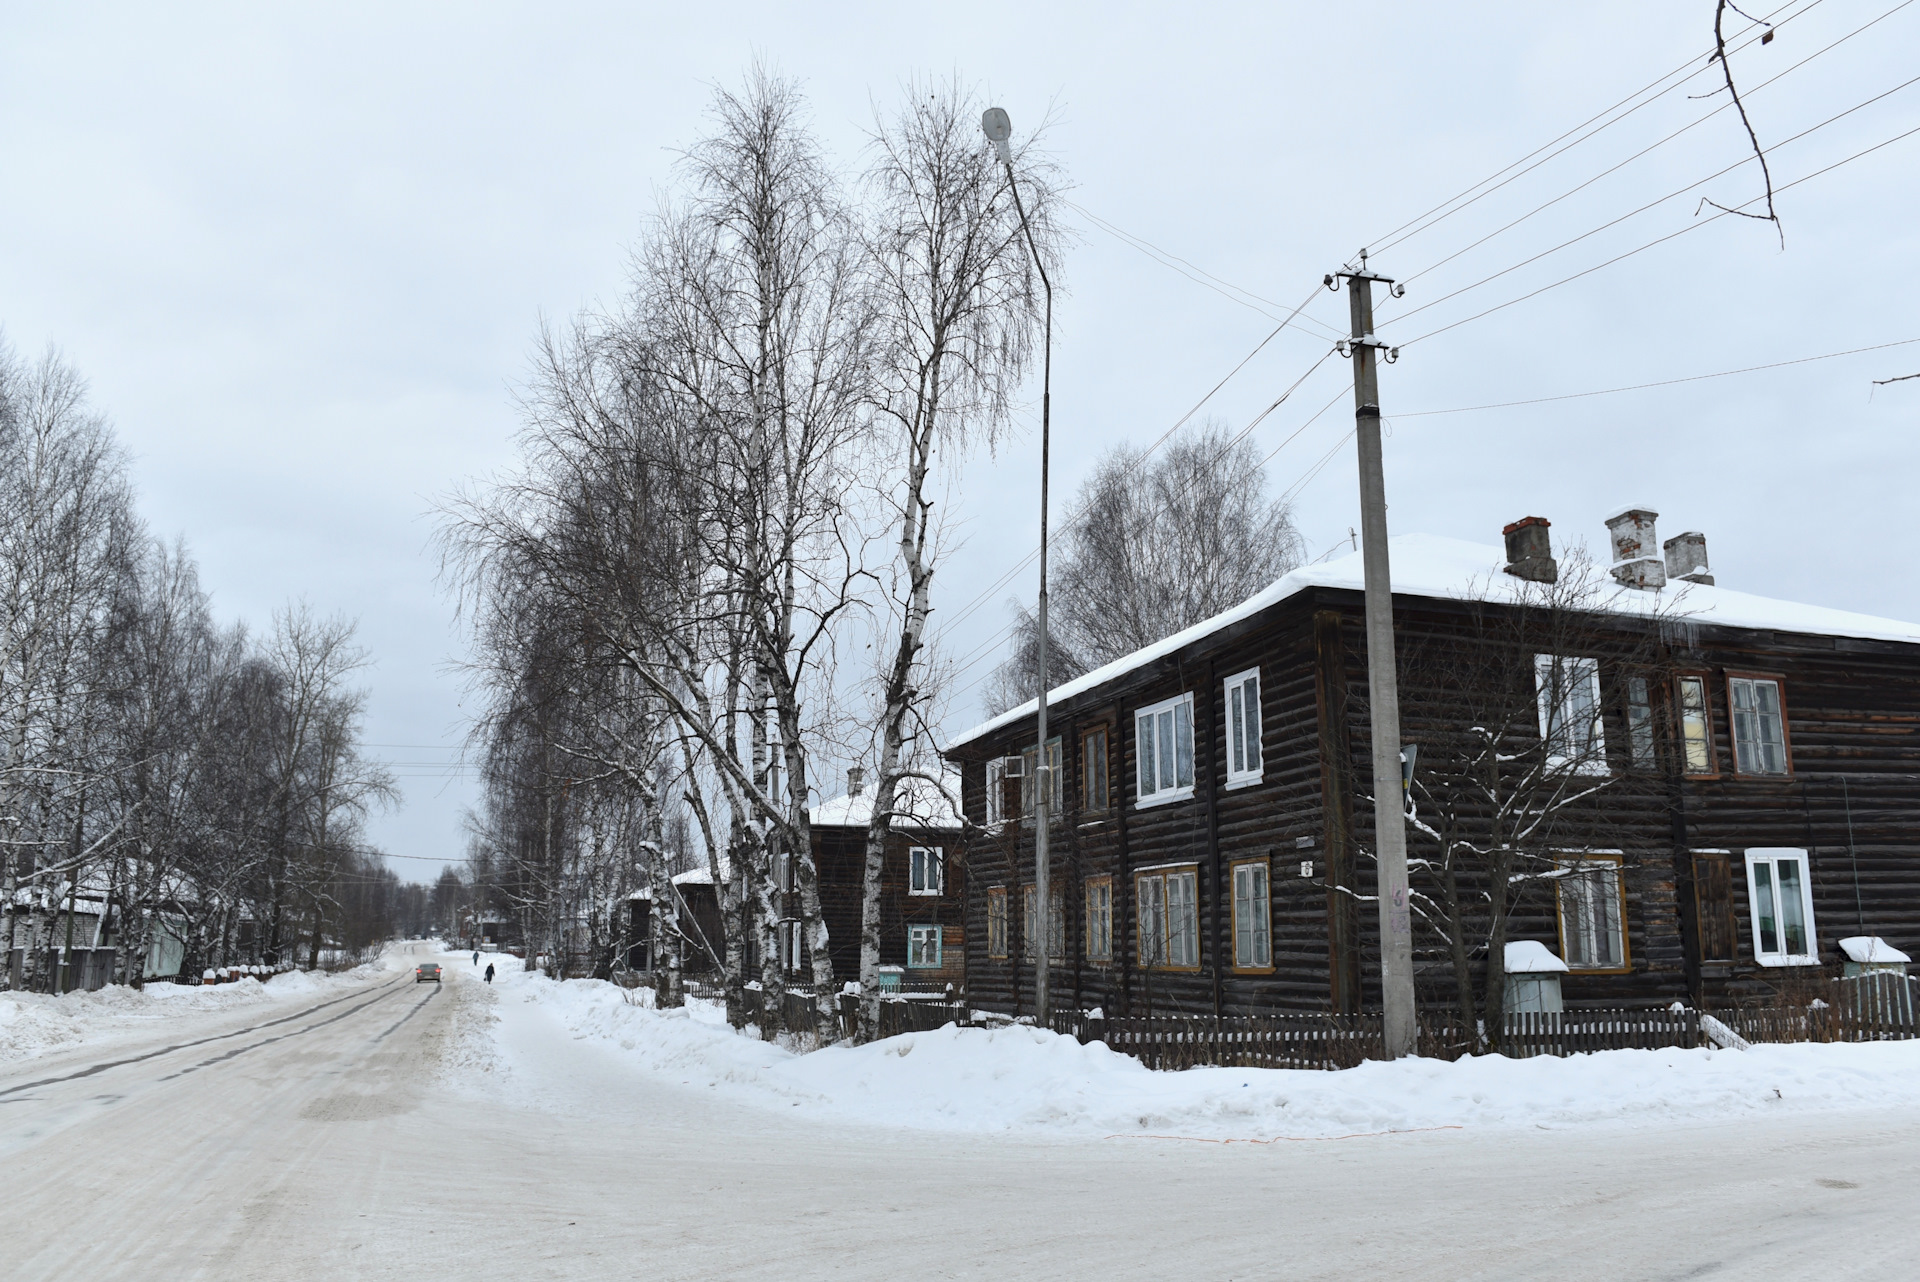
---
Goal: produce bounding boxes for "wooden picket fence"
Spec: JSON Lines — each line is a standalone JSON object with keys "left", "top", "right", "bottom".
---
{"left": 1049, "top": 972, "right": 1916, "bottom": 1070}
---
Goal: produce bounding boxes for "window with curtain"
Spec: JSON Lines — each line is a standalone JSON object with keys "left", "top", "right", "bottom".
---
{"left": 1135, "top": 867, "right": 1199, "bottom": 970}
{"left": 1084, "top": 878, "right": 1112, "bottom": 962}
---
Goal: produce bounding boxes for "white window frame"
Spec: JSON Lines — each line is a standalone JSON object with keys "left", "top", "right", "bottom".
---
{"left": 908, "top": 846, "right": 944, "bottom": 896}
{"left": 1230, "top": 859, "right": 1271, "bottom": 970}
{"left": 1744, "top": 848, "right": 1818, "bottom": 967}
{"left": 774, "top": 851, "right": 795, "bottom": 893}
{"left": 1534, "top": 654, "right": 1608, "bottom": 774}
{"left": 906, "top": 924, "right": 942, "bottom": 969}
{"left": 1555, "top": 856, "right": 1627, "bottom": 971}
{"left": 984, "top": 758, "right": 1007, "bottom": 828}
{"left": 1728, "top": 676, "right": 1790, "bottom": 777}
{"left": 1134, "top": 692, "right": 1196, "bottom": 809}
{"left": 777, "top": 919, "right": 803, "bottom": 972}
{"left": 1223, "top": 668, "right": 1263, "bottom": 789}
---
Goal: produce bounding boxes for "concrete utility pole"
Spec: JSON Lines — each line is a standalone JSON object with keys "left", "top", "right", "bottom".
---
{"left": 983, "top": 105, "right": 1054, "bottom": 1027}
{"left": 1328, "top": 252, "right": 1417, "bottom": 1059}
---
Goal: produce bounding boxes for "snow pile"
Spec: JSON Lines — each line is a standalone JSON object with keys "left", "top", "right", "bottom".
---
{"left": 502, "top": 975, "right": 1920, "bottom": 1139}
{"left": 0, "top": 964, "right": 382, "bottom": 1063}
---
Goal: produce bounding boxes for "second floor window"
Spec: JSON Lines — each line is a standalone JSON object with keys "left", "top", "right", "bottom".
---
{"left": 1081, "top": 726, "right": 1110, "bottom": 813}
{"left": 1728, "top": 676, "right": 1789, "bottom": 776}
{"left": 985, "top": 758, "right": 1007, "bottom": 827}
{"left": 1020, "top": 737, "right": 1063, "bottom": 818}
{"left": 1677, "top": 676, "right": 1715, "bottom": 775}
{"left": 1136, "top": 693, "right": 1195, "bottom": 806}
{"left": 1626, "top": 677, "right": 1656, "bottom": 770}
{"left": 908, "top": 846, "right": 944, "bottom": 896}
{"left": 986, "top": 887, "right": 1008, "bottom": 959}
{"left": 1535, "top": 654, "right": 1606, "bottom": 772}
{"left": 1224, "top": 668, "right": 1262, "bottom": 787}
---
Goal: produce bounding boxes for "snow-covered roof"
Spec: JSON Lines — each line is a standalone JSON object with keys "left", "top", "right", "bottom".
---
{"left": 808, "top": 773, "right": 963, "bottom": 832}
{"left": 671, "top": 868, "right": 714, "bottom": 887}
{"left": 1839, "top": 936, "right": 1912, "bottom": 965}
{"left": 1505, "top": 940, "right": 1570, "bottom": 974}
{"left": 950, "top": 533, "right": 1920, "bottom": 749}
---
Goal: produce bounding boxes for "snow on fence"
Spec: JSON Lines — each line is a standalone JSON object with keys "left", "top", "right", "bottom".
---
{"left": 1497, "top": 1007, "right": 1700, "bottom": 1059}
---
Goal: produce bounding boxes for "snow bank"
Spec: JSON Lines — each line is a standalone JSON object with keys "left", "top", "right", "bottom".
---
{"left": 0, "top": 964, "right": 381, "bottom": 1063}
{"left": 503, "top": 976, "right": 1920, "bottom": 1139}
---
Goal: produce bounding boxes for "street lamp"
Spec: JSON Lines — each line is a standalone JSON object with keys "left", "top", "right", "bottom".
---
{"left": 982, "top": 106, "right": 1056, "bottom": 1027}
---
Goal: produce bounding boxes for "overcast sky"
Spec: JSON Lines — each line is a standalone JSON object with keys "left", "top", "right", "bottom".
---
{"left": 5, "top": 2, "right": 1916, "bottom": 881}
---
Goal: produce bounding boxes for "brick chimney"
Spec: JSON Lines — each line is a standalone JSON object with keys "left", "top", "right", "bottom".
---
{"left": 1502, "top": 516, "right": 1558, "bottom": 583}
{"left": 847, "top": 766, "right": 865, "bottom": 797}
{"left": 1663, "top": 531, "right": 1714, "bottom": 585}
{"left": 1605, "top": 505, "right": 1667, "bottom": 590}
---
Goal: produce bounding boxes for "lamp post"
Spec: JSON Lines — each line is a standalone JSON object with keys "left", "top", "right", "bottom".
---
{"left": 982, "top": 105, "right": 1054, "bottom": 1027}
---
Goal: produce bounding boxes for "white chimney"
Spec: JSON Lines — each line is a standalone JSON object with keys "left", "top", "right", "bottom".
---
{"left": 1663, "top": 531, "right": 1714, "bottom": 585}
{"left": 1605, "top": 505, "right": 1667, "bottom": 591}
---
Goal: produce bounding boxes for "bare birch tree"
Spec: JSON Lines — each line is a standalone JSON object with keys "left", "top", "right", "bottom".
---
{"left": 854, "top": 81, "right": 1060, "bottom": 1040}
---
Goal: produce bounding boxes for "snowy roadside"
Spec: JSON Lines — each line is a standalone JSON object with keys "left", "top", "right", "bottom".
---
{"left": 459, "top": 964, "right": 1920, "bottom": 1141}
{"left": 0, "top": 955, "right": 395, "bottom": 1065}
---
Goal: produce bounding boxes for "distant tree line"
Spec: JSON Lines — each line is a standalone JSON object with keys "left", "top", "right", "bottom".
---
{"left": 1, "top": 341, "right": 400, "bottom": 989}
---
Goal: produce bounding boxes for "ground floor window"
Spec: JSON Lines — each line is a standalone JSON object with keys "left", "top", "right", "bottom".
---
{"left": 906, "top": 924, "right": 942, "bottom": 969}
{"left": 1136, "top": 866, "right": 1199, "bottom": 970}
{"left": 777, "top": 919, "right": 803, "bottom": 972}
{"left": 1023, "top": 883, "right": 1065, "bottom": 961}
{"left": 1556, "top": 857, "right": 1626, "bottom": 971}
{"left": 1085, "top": 877, "right": 1112, "bottom": 962}
{"left": 986, "top": 887, "right": 1008, "bottom": 959}
{"left": 1745, "top": 848, "right": 1816, "bottom": 965}
{"left": 1230, "top": 859, "right": 1271, "bottom": 970}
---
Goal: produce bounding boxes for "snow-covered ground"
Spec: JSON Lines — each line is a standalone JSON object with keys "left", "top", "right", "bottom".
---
{"left": 448, "top": 952, "right": 1920, "bottom": 1141}
{"left": 0, "top": 956, "right": 391, "bottom": 1063}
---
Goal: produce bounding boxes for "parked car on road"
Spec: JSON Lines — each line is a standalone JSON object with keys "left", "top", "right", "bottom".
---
{"left": 415, "top": 963, "right": 441, "bottom": 983}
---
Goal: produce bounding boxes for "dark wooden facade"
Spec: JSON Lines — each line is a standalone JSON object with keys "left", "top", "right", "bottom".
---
{"left": 804, "top": 818, "right": 965, "bottom": 988}
{"left": 945, "top": 565, "right": 1920, "bottom": 1019}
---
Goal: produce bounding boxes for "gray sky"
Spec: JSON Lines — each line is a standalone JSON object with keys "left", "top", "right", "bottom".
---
{"left": 5, "top": 2, "right": 1917, "bottom": 881}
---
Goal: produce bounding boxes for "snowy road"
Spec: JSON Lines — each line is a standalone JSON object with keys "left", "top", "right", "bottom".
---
{"left": 4, "top": 943, "right": 1916, "bottom": 1280}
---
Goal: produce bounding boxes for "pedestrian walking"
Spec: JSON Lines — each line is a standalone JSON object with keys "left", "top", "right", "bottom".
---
{"left": 472, "top": 951, "right": 479, "bottom": 966}
{"left": 484, "top": 963, "right": 495, "bottom": 984}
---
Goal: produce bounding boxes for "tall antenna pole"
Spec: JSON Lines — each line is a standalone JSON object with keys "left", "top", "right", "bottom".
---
{"left": 1328, "top": 252, "right": 1416, "bottom": 1058}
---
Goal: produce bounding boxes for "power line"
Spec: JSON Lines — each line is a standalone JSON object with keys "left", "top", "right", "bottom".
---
{"left": 1369, "top": 0, "right": 1820, "bottom": 256}
{"left": 1067, "top": 199, "right": 1348, "bottom": 340}
{"left": 1396, "top": 115, "right": 1920, "bottom": 350}
{"left": 930, "top": 283, "right": 1335, "bottom": 643}
{"left": 1398, "top": 0, "right": 1914, "bottom": 289}
{"left": 1387, "top": 70, "right": 1920, "bottom": 337}
{"left": 1397, "top": 336, "right": 1920, "bottom": 416}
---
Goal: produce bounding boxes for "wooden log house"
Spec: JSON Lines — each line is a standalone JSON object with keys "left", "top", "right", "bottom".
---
{"left": 943, "top": 511, "right": 1920, "bottom": 1019}
{"left": 786, "top": 771, "right": 965, "bottom": 989}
